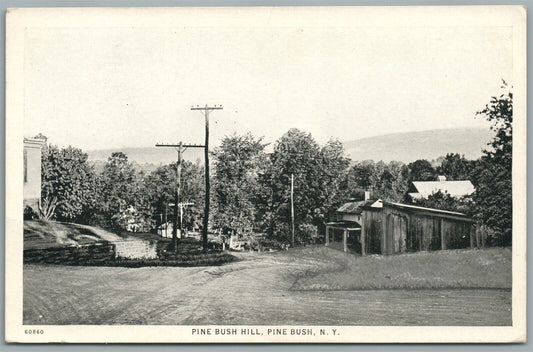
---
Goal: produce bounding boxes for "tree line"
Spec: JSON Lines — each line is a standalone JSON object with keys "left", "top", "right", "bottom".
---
{"left": 30, "top": 84, "right": 512, "bottom": 246}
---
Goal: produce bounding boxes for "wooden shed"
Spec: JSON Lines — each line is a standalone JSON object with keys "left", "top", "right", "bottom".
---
{"left": 325, "top": 198, "right": 381, "bottom": 254}
{"left": 361, "top": 201, "right": 478, "bottom": 255}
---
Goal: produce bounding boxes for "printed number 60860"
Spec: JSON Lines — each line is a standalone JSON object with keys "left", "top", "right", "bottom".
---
{"left": 25, "top": 329, "right": 44, "bottom": 334}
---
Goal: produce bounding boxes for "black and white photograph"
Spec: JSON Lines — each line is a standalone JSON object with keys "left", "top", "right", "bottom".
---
{"left": 5, "top": 6, "right": 527, "bottom": 343}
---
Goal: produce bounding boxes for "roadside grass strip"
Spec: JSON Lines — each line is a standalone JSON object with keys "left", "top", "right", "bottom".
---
{"left": 289, "top": 246, "right": 511, "bottom": 290}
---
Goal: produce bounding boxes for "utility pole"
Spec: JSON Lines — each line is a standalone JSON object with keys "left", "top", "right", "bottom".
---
{"left": 156, "top": 142, "right": 205, "bottom": 251}
{"left": 164, "top": 203, "right": 168, "bottom": 238}
{"left": 191, "top": 104, "right": 223, "bottom": 250}
{"left": 290, "top": 173, "right": 295, "bottom": 247}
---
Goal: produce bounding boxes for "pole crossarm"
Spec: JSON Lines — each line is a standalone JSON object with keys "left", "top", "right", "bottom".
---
{"left": 178, "top": 202, "right": 194, "bottom": 208}
{"left": 190, "top": 105, "right": 223, "bottom": 111}
{"left": 155, "top": 143, "right": 205, "bottom": 148}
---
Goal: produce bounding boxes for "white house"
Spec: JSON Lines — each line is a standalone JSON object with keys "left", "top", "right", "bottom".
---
{"left": 408, "top": 176, "right": 475, "bottom": 200}
{"left": 23, "top": 138, "right": 45, "bottom": 213}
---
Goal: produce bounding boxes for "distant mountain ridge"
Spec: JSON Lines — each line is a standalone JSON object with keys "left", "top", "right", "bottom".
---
{"left": 87, "top": 146, "right": 205, "bottom": 166}
{"left": 87, "top": 128, "right": 494, "bottom": 171}
{"left": 343, "top": 128, "right": 494, "bottom": 163}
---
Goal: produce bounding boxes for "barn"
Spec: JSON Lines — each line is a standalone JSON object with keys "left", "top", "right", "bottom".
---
{"left": 327, "top": 199, "right": 482, "bottom": 256}
{"left": 363, "top": 201, "right": 478, "bottom": 255}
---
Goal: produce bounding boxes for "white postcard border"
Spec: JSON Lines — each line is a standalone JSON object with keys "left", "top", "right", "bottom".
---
{"left": 5, "top": 6, "right": 527, "bottom": 343}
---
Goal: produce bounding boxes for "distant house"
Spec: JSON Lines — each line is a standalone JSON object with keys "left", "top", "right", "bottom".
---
{"left": 407, "top": 175, "right": 475, "bottom": 200}
{"left": 157, "top": 222, "right": 187, "bottom": 238}
{"left": 157, "top": 222, "right": 173, "bottom": 238}
{"left": 23, "top": 138, "right": 45, "bottom": 214}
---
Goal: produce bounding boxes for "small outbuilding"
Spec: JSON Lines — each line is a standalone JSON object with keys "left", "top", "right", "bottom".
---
{"left": 368, "top": 201, "right": 478, "bottom": 255}
{"left": 326, "top": 197, "right": 482, "bottom": 256}
{"left": 324, "top": 193, "right": 379, "bottom": 253}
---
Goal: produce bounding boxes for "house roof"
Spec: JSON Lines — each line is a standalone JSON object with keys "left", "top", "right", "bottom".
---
{"left": 410, "top": 180, "right": 475, "bottom": 199}
{"left": 23, "top": 137, "right": 45, "bottom": 148}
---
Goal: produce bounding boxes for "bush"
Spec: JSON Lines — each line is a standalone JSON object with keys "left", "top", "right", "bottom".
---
{"left": 257, "top": 237, "right": 289, "bottom": 251}
{"left": 24, "top": 206, "right": 39, "bottom": 220}
{"left": 298, "top": 223, "right": 318, "bottom": 244}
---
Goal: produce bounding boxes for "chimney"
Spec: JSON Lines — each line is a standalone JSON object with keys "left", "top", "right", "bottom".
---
{"left": 364, "top": 191, "right": 370, "bottom": 201}
{"left": 437, "top": 175, "right": 446, "bottom": 182}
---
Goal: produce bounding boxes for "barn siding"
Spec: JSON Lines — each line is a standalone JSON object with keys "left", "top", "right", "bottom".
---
{"left": 361, "top": 209, "right": 382, "bottom": 254}
{"left": 362, "top": 203, "right": 475, "bottom": 255}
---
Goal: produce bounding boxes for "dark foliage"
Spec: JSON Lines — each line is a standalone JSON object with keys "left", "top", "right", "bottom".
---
{"left": 40, "top": 142, "right": 100, "bottom": 223}
{"left": 408, "top": 159, "right": 436, "bottom": 181}
{"left": 437, "top": 153, "right": 475, "bottom": 181}
{"left": 470, "top": 82, "right": 512, "bottom": 246}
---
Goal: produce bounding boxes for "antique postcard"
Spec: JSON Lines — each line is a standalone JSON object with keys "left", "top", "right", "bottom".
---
{"left": 5, "top": 6, "right": 526, "bottom": 343}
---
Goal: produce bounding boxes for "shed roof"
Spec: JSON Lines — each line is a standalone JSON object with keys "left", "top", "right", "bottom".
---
{"left": 359, "top": 199, "right": 383, "bottom": 209}
{"left": 410, "top": 180, "right": 475, "bottom": 199}
{"left": 325, "top": 221, "right": 361, "bottom": 231}
{"left": 336, "top": 201, "right": 365, "bottom": 214}
{"left": 382, "top": 201, "right": 475, "bottom": 222}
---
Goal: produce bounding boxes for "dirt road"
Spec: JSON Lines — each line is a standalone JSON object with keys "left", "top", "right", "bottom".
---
{"left": 23, "top": 248, "right": 511, "bottom": 325}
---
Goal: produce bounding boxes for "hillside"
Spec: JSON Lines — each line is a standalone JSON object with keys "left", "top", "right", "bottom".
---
{"left": 87, "top": 147, "right": 205, "bottom": 173}
{"left": 86, "top": 128, "right": 494, "bottom": 169}
{"left": 343, "top": 128, "right": 494, "bottom": 163}
{"left": 87, "top": 146, "right": 204, "bottom": 164}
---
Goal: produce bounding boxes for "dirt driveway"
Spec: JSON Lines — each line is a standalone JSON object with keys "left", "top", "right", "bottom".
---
{"left": 23, "top": 248, "right": 511, "bottom": 325}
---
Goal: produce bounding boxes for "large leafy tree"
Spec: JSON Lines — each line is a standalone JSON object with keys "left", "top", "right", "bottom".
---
{"left": 40, "top": 143, "right": 100, "bottom": 222}
{"left": 99, "top": 152, "right": 137, "bottom": 223}
{"left": 436, "top": 153, "right": 474, "bottom": 181}
{"left": 266, "top": 129, "right": 321, "bottom": 241}
{"left": 212, "top": 133, "right": 268, "bottom": 236}
{"left": 376, "top": 161, "right": 410, "bottom": 201}
{"left": 142, "top": 160, "right": 205, "bottom": 231}
{"left": 471, "top": 82, "right": 512, "bottom": 246}
{"left": 408, "top": 159, "right": 436, "bottom": 181}
{"left": 341, "top": 160, "right": 409, "bottom": 202}
{"left": 261, "top": 129, "right": 350, "bottom": 243}
{"left": 316, "top": 139, "right": 351, "bottom": 212}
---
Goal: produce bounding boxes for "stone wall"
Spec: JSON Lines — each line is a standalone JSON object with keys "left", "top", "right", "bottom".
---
{"left": 24, "top": 243, "right": 115, "bottom": 265}
{"left": 24, "top": 239, "right": 159, "bottom": 265}
{"left": 113, "top": 240, "right": 158, "bottom": 259}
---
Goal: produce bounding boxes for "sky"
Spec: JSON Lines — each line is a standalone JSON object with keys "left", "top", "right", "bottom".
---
{"left": 23, "top": 24, "right": 512, "bottom": 151}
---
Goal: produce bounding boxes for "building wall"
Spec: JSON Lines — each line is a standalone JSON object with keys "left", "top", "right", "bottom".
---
{"left": 361, "top": 209, "right": 382, "bottom": 254}
{"left": 339, "top": 213, "right": 361, "bottom": 223}
{"left": 23, "top": 139, "right": 44, "bottom": 212}
{"left": 361, "top": 204, "right": 475, "bottom": 255}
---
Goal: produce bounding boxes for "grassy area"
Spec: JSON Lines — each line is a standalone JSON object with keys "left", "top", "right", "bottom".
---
{"left": 289, "top": 246, "right": 511, "bottom": 290}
